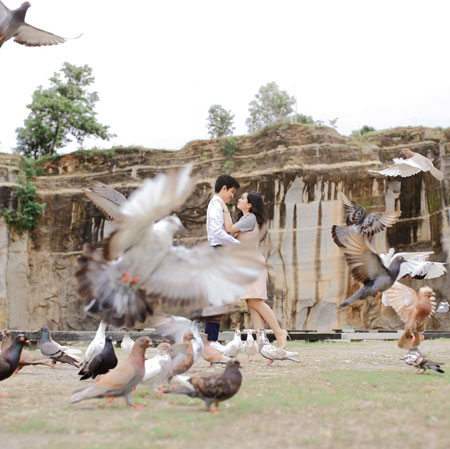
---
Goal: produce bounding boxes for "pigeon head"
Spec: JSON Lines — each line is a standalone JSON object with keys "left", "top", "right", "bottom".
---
{"left": 135, "top": 336, "right": 152, "bottom": 350}
{"left": 40, "top": 326, "right": 50, "bottom": 336}
{"left": 401, "top": 148, "right": 414, "bottom": 158}
{"left": 160, "top": 215, "right": 184, "bottom": 234}
{"left": 228, "top": 358, "right": 241, "bottom": 369}
{"left": 183, "top": 331, "right": 195, "bottom": 341}
{"left": 105, "top": 335, "right": 113, "bottom": 343}
{"left": 15, "top": 335, "right": 30, "bottom": 347}
{"left": 234, "top": 329, "right": 241, "bottom": 337}
{"left": 419, "top": 286, "right": 434, "bottom": 299}
{"left": 156, "top": 342, "right": 171, "bottom": 354}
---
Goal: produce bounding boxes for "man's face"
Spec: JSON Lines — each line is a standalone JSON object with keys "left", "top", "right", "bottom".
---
{"left": 220, "top": 186, "right": 236, "bottom": 203}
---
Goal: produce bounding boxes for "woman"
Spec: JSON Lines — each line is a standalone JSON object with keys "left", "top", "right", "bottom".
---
{"left": 222, "top": 191, "right": 289, "bottom": 348}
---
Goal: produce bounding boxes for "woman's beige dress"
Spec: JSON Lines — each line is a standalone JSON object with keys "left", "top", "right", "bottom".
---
{"left": 238, "top": 221, "right": 268, "bottom": 300}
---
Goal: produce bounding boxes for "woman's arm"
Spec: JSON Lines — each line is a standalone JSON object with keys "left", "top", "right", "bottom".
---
{"left": 222, "top": 206, "right": 241, "bottom": 234}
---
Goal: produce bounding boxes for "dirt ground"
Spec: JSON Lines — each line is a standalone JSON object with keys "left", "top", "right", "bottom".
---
{"left": 1, "top": 338, "right": 450, "bottom": 449}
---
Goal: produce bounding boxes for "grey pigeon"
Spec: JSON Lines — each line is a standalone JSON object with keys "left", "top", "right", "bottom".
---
{"left": 166, "top": 359, "right": 243, "bottom": 413}
{"left": 77, "top": 166, "right": 265, "bottom": 327}
{"left": 39, "top": 326, "right": 80, "bottom": 368}
{"left": 0, "top": 335, "right": 29, "bottom": 385}
{"left": 79, "top": 336, "right": 118, "bottom": 381}
{"left": 256, "top": 329, "right": 300, "bottom": 366}
{"left": 0, "top": 1, "right": 67, "bottom": 48}
{"left": 331, "top": 227, "right": 406, "bottom": 309}
{"left": 402, "top": 348, "right": 444, "bottom": 374}
{"left": 332, "top": 191, "right": 401, "bottom": 247}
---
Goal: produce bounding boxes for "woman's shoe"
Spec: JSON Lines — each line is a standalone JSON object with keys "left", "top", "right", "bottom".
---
{"left": 275, "top": 329, "right": 290, "bottom": 348}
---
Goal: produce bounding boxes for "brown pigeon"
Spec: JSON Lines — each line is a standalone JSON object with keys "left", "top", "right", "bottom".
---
{"left": 369, "top": 148, "right": 443, "bottom": 181}
{"left": 1, "top": 330, "right": 52, "bottom": 372}
{"left": 0, "top": 1, "right": 68, "bottom": 48}
{"left": 200, "top": 333, "right": 232, "bottom": 367}
{"left": 0, "top": 334, "right": 29, "bottom": 396}
{"left": 168, "top": 331, "right": 195, "bottom": 381}
{"left": 402, "top": 348, "right": 444, "bottom": 374}
{"left": 381, "top": 282, "right": 436, "bottom": 349}
{"left": 167, "top": 359, "right": 242, "bottom": 413}
{"left": 70, "top": 336, "right": 151, "bottom": 408}
{"left": 332, "top": 191, "right": 401, "bottom": 247}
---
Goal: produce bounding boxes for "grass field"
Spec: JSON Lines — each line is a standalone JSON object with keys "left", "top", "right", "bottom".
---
{"left": 2, "top": 339, "right": 450, "bottom": 449}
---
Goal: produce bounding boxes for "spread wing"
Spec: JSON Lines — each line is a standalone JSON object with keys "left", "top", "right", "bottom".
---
{"left": 408, "top": 154, "right": 443, "bottom": 181}
{"left": 339, "top": 191, "right": 366, "bottom": 225}
{"left": 104, "top": 165, "right": 194, "bottom": 260}
{"left": 14, "top": 23, "right": 65, "bottom": 47}
{"left": 398, "top": 259, "right": 447, "bottom": 280}
{"left": 361, "top": 210, "right": 401, "bottom": 236}
{"left": 368, "top": 158, "right": 422, "bottom": 178}
{"left": 84, "top": 181, "right": 127, "bottom": 220}
{"left": 150, "top": 314, "right": 194, "bottom": 344}
{"left": 381, "top": 282, "right": 417, "bottom": 323}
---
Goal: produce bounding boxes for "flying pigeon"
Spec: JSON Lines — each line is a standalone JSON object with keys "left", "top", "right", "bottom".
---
{"left": 79, "top": 336, "right": 118, "bottom": 381}
{"left": 142, "top": 342, "right": 172, "bottom": 392}
{"left": 120, "top": 332, "right": 135, "bottom": 356}
{"left": 78, "top": 321, "right": 107, "bottom": 377}
{"left": 368, "top": 148, "right": 443, "bottom": 181}
{"left": 39, "top": 326, "right": 80, "bottom": 368}
{"left": 166, "top": 359, "right": 242, "bottom": 413}
{"left": 256, "top": 329, "right": 300, "bottom": 366}
{"left": 331, "top": 227, "right": 407, "bottom": 308}
{"left": 381, "top": 282, "right": 436, "bottom": 349}
{"left": 77, "top": 165, "right": 265, "bottom": 327}
{"left": 221, "top": 330, "right": 243, "bottom": 358}
{"left": 200, "top": 334, "right": 232, "bottom": 367}
{"left": 70, "top": 336, "right": 151, "bottom": 408}
{"left": 0, "top": 334, "right": 29, "bottom": 396}
{"left": 1, "top": 330, "right": 52, "bottom": 372}
{"left": 332, "top": 191, "right": 401, "bottom": 247}
{"left": 380, "top": 248, "right": 446, "bottom": 281}
{"left": 243, "top": 330, "right": 258, "bottom": 362}
{"left": 402, "top": 347, "right": 444, "bottom": 374}
{"left": 150, "top": 314, "right": 204, "bottom": 363}
{"left": 0, "top": 1, "right": 69, "bottom": 48}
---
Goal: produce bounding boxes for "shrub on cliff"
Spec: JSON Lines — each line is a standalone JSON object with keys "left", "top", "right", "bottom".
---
{"left": 15, "top": 63, "right": 114, "bottom": 159}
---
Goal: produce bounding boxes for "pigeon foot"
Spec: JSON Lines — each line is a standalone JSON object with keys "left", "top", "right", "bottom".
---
{"left": 130, "top": 276, "right": 141, "bottom": 286}
{"left": 266, "top": 359, "right": 274, "bottom": 367}
{"left": 107, "top": 395, "right": 115, "bottom": 403}
{"left": 121, "top": 273, "right": 132, "bottom": 283}
{"left": 129, "top": 404, "right": 146, "bottom": 409}
{"left": 0, "top": 36, "right": 5, "bottom": 42}
{"left": 209, "top": 408, "right": 219, "bottom": 414}
{"left": 0, "top": 393, "right": 8, "bottom": 398}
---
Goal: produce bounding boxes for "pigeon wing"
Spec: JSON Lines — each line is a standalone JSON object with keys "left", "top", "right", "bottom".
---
{"left": 361, "top": 210, "right": 401, "bottom": 237}
{"left": 369, "top": 158, "right": 422, "bottom": 178}
{"left": 14, "top": 23, "right": 65, "bottom": 47}
{"left": 339, "top": 191, "right": 367, "bottom": 225}
{"left": 381, "top": 282, "right": 416, "bottom": 324}
{"left": 84, "top": 181, "right": 127, "bottom": 220}
{"left": 104, "top": 165, "right": 194, "bottom": 260}
{"left": 150, "top": 314, "right": 193, "bottom": 344}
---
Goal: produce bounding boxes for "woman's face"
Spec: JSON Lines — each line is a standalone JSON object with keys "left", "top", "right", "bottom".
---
{"left": 237, "top": 192, "right": 251, "bottom": 212}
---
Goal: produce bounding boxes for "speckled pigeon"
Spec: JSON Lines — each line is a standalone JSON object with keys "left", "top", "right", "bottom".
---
{"left": 0, "top": 1, "right": 67, "bottom": 48}
{"left": 402, "top": 348, "right": 444, "bottom": 374}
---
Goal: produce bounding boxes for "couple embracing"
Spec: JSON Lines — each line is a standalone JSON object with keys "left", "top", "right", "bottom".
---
{"left": 205, "top": 174, "right": 289, "bottom": 349}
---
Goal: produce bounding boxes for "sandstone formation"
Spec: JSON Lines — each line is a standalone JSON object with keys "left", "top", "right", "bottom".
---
{"left": 1, "top": 124, "right": 450, "bottom": 331}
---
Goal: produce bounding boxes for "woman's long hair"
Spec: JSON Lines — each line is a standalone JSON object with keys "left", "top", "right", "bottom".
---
{"left": 237, "top": 190, "right": 266, "bottom": 227}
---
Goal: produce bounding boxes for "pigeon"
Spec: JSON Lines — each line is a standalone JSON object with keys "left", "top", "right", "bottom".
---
{"left": 70, "top": 336, "right": 151, "bottom": 408}
{"left": 256, "top": 329, "right": 300, "bottom": 366}
{"left": 382, "top": 283, "right": 436, "bottom": 349}
{"left": 332, "top": 191, "right": 401, "bottom": 247}
{"left": 121, "top": 332, "right": 135, "bottom": 356}
{"left": 79, "top": 336, "right": 118, "bottom": 381}
{"left": 243, "top": 330, "right": 258, "bottom": 362}
{"left": 47, "top": 333, "right": 82, "bottom": 363}
{"left": 150, "top": 314, "right": 204, "bottom": 363}
{"left": 0, "top": 1, "right": 68, "bottom": 48}
{"left": 166, "top": 359, "right": 242, "bottom": 413}
{"left": 168, "top": 331, "right": 196, "bottom": 382}
{"left": 1, "top": 330, "right": 52, "bottom": 372}
{"left": 77, "top": 165, "right": 265, "bottom": 327}
{"left": 331, "top": 227, "right": 407, "bottom": 309}
{"left": 402, "top": 348, "right": 444, "bottom": 374}
{"left": 437, "top": 301, "right": 450, "bottom": 313}
{"left": 368, "top": 148, "right": 443, "bottom": 181}
{"left": 78, "top": 321, "right": 107, "bottom": 377}
{"left": 39, "top": 326, "right": 80, "bottom": 368}
{"left": 142, "top": 342, "right": 172, "bottom": 392}
{"left": 380, "top": 248, "right": 446, "bottom": 281}
{"left": 200, "top": 334, "right": 232, "bottom": 367}
{"left": 221, "top": 330, "right": 243, "bottom": 358}
{"left": 0, "top": 334, "right": 29, "bottom": 395}
{"left": 84, "top": 180, "right": 127, "bottom": 221}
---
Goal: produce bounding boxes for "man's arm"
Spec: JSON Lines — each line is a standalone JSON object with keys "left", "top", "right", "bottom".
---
{"left": 208, "top": 202, "right": 240, "bottom": 246}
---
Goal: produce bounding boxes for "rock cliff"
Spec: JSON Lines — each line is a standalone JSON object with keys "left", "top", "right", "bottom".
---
{"left": 1, "top": 124, "right": 450, "bottom": 331}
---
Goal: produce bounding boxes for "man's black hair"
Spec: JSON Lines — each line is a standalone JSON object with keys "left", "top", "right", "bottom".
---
{"left": 214, "top": 175, "right": 240, "bottom": 193}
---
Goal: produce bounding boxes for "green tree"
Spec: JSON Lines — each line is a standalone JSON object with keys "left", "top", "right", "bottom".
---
{"left": 352, "top": 125, "right": 376, "bottom": 136}
{"left": 207, "top": 104, "right": 235, "bottom": 138}
{"left": 246, "top": 82, "right": 296, "bottom": 133}
{"left": 15, "top": 62, "right": 113, "bottom": 159}
{"left": 295, "top": 114, "right": 315, "bottom": 125}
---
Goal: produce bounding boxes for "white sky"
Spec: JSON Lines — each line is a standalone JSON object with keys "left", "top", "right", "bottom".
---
{"left": 1, "top": 0, "right": 450, "bottom": 154}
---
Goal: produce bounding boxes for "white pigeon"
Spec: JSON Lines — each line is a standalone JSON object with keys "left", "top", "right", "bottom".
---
{"left": 78, "top": 321, "right": 107, "bottom": 375}
{"left": 142, "top": 342, "right": 172, "bottom": 392}
{"left": 437, "top": 301, "right": 450, "bottom": 313}
{"left": 150, "top": 314, "right": 204, "bottom": 363}
{"left": 77, "top": 165, "right": 265, "bottom": 327}
{"left": 121, "top": 332, "right": 135, "bottom": 355}
{"left": 221, "top": 330, "right": 243, "bottom": 358}
{"left": 368, "top": 148, "right": 443, "bottom": 181}
{"left": 243, "top": 330, "right": 258, "bottom": 362}
{"left": 380, "top": 248, "right": 446, "bottom": 281}
{"left": 256, "top": 329, "right": 300, "bottom": 366}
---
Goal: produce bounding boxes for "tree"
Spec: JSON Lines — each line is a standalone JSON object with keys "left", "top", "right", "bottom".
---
{"left": 246, "top": 82, "right": 296, "bottom": 133}
{"left": 15, "top": 62, "right": 113, "bottom": 158}
{"left": 295, "top": 114, "right": 315, "bottom": 125}
{"left": 207, "top": 104, "right": 235, "bottom": 138}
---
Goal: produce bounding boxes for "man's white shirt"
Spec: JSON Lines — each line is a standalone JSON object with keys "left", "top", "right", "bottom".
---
{"left": 206, "top": 195, "right": 240, "bottom": 246}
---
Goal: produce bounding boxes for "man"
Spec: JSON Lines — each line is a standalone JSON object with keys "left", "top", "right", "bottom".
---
{"left": 204, "top": 174, "right": 240, "bottom": 348}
